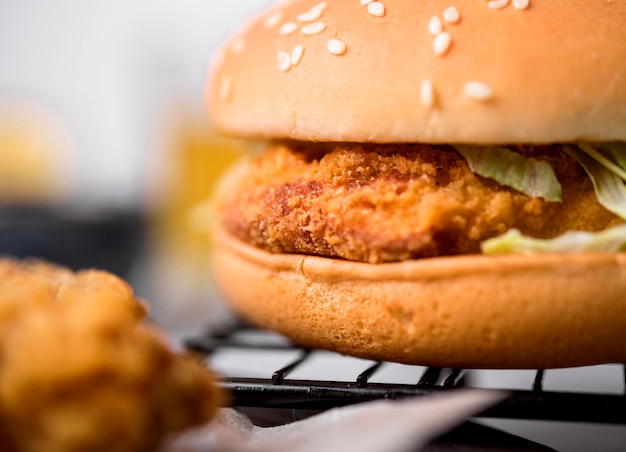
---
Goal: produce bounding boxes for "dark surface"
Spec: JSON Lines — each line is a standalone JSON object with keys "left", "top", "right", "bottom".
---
{"left": 189, "top": 308, "right": 626, "bottom": 451}
{"left": 0, "top": 205, "right": 145, "bottom": 278}
{"left": 219, "top": 377, "right": 626, "bottom": 424}
{"left": 236, "top": 408, "right": 556, "bottom": 451}
{"left": 426, "top": 422, "right": 556, "bottom": 451}
{"left": 186, "top": 324, "right": 626, "bottom": 425}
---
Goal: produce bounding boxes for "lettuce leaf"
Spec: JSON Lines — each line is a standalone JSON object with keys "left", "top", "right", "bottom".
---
{"left": 478, "top": 142, "right": 626, "bottom": 255}
{"left": 590, "top": 142, "right": 626, "bottom": 169}
{"left": 576, "top": 143, "right": 626, "bottom": 181}
{"left": 563, "top": 144, "right": 626, "bottom": 220}
{"left": 454, "top": 145, "right": 562, "bottom": 202}
{"left": 482, "top": 224, "right": 626, "bottom": 255}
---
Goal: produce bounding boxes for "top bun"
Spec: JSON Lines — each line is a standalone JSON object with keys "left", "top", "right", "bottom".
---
{"left": 207, "top": 0, "right": 626, "bottom": 144}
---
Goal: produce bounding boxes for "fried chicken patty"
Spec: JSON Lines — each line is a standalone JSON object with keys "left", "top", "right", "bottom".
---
{"left": 0, "top": 259, "right": 220, "bottom": 452}
{"left": 216, "top": 143, "right": 619, "bottom": 263}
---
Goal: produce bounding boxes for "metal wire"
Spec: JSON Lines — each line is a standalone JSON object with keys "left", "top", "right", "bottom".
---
{"left": 186, "top": 324, "right": 626, "bottom": 425}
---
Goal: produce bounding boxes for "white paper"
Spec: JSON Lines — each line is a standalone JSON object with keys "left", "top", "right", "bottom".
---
{"left": 163, "top": 389, "right": 507, "bottom": 452}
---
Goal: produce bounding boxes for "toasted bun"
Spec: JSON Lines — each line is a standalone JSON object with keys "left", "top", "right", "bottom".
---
{"left": 207, "top": 0, "right": 626, "bottom": 144}
{"left": 212, "top": 227, "right": 626, "bottom": 369}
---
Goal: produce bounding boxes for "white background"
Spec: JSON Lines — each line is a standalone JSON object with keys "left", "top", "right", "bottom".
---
{"left": 0, "top": 0, "right": 269, "bottom": 208}
{"left": 2, "top": 2, "right": 625, "bottom": 450}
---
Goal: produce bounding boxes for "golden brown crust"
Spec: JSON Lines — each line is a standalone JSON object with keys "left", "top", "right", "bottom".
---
{"left": 208, "top": 0, "right": 626, "bottom": 143}
{"left": 208, "top": 0, "right": 626, "bottom": 370}
{"left": 0, "top": 258, "right": 147, "bottom": 326}
{"left": 213, "top": 227, "right": 626, "bottom": 369}
{"left": 0, "top": 258, "right": 220, "bottom": 452}
{"left": 215, "top": 143, "right": 618, "bottom": 263}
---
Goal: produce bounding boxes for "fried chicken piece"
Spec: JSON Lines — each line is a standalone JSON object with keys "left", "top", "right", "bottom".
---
{"left": 0, "top": 259, "right": 220, "bottom": 452}
{"left": 217, "top": 143, "right": 619, "bottom": 263}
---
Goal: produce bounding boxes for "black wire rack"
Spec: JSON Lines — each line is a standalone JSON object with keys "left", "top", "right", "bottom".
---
{"left": 185, "top": 322, "right": 626, "bottom": 425}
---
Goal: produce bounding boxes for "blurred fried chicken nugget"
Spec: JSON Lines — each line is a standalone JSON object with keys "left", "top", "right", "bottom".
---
{"left": 0, "top": 259, "right": 220, "bottom": 452}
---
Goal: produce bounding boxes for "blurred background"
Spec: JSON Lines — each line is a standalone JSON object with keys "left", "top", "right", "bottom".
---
{"left": 3, "top": 2, "right": 626, "bottom": 450}
{"left": 0, "top": 0, "right": 270, "bottom": 333}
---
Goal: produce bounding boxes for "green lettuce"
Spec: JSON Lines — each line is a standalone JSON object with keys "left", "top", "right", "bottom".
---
{"left": 576, "top": 143, "right": 626, "bottom": 180}
{"left": 482, "top": 224, "right": 626, "bottom": 254}
{"left": 454, "top": 145, "right": 562, "bottom": 202}
{"left": 563, "top": 144, "right": 626, "bottom": 220}
{"left": 482, "top": 142, "right": 626, "bottom": 255}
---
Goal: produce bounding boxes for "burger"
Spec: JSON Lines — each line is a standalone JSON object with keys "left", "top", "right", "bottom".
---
{"left": 206, "top": 0, "right": 626, "bottom": 369}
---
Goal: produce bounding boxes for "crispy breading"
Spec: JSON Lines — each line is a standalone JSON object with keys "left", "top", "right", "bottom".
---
{"left": 0, "top": 259, "right": 220, "bottom": 452}
{"left": 217, "top": 143, "right": 619, "bottom": 263}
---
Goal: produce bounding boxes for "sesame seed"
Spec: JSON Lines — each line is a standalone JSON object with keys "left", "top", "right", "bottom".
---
{"left": 327, "top": 39, "right": 347, "bottom": 55}
{"left": 212, "top": 46, "right": 227, "bottom": 67}
{"left": 513, "top": 0, "right": 529, "bottom": 9}
{"left": 301, "top": 22, "right": 326, "bottom": 35}
{"left": 443, "top": 6, "right": 460, "bottom": 23}
{"left": 487, "top": 0, "right": 509, "bottom": 9}
{"left": 230, "top": 37, "right": 246, "bottom": 54}
{"left": 433, "top": 32, "right": 451, "bottom": 56}
{"left": 280, "top": 22, "right": 298, "bottom": 35}
{"left": 298, "top": 9, "right": 322, "bottom": 22}
{"left": 315, "top": 1, "right": 328, "bottom": 10}
{"left": 297, "top": 3, "right": 326, "bottom": 22}
{"left": 420, "top": 80, "right": 435, "bottom": 107}
{"left": 219, "top": 76, "right": 232, "bottom": 101}
{"left": 367, "top": 2, "right": 385, "bottom": 17}
{"left": 278, "top": 51, "right": 292, "bottom": 71}
{"left": 291, "top": 45, "right": 304, "bottom": 66}
{"left": 361, "top": 0, "right": 374, "bottom": 4}
{"left": 264, "top": 11, "right": 283, "bottom": 28}
{"left": 428, "top": 16, "right": 443, "bottom": 35}
{"left": 465, "top": 81, "right": 493, "bottom": 100}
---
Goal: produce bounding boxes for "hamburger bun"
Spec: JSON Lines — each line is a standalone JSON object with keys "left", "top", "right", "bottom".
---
{"left": 213, "top": 226, "right": 626, "bottom": 369}
{"left": 208, "top": 0, "right": 626, "bottom": 143}
{"left": 207, "top": 0, "right": 626, "bottom": 368}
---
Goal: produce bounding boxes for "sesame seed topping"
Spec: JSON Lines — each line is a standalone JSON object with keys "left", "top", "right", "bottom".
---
{"left": 360, "top": 0, "right": 374, "bottom": 4}
{"left": 327, "top": 39, "right": 347, "bottom": 55}
{"left": 212, "top": 46, "right": 227, "bottom": 67}
{"left": 297, "top": 9, "right": 322, "bottom": 22}
{"left": 280, "top": 22, "right": 298, "bottom": 35}
{"left": 465, "top": 81, "right": 493, "bottom": 100}
{"left": 433, "top": 32, "right": 452, "bottom": 56}
{"left": 219, "top": 76, "right": 232, "bottom": 101}
{"left": 316, "top": 1, "right": 328, "bottom": 10}
{"left": 301, "top": 21, "right": 326, "bottom": 35}
{"left": 513, "top": 0, "right": 529, "bottom": 9}
{"left": 428, "top": 16, "right": 443, "bottom": 35}
{"left": 420, "top": 80, "right": 435, "bottom": 107}
{"left": 487, "top": 0, "right": 509, "bottom": 9}
{"left": 264, "top": 11, "right": 283, "bottom": 28}
{"left": 297, "top": 3, "right": 326, "bottom": 22}
{"left": 278, "top": 51, "right": 292, "bottom": 71}
{"left": 367, "top": 2, "right": 385, "bottom": 17}
{"left": 230, "top": 38, "right": 246, "bottom": 54}
{"left": 291, "top": 45, "right": 304, "bottom": 66}
{"left": 443, "top": 6, "right": 461, "bottom": 23}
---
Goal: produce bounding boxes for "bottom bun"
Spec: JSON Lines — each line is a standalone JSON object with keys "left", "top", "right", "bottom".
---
{"left": 212, "top": 227, "right": 626, "bottom": 369}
